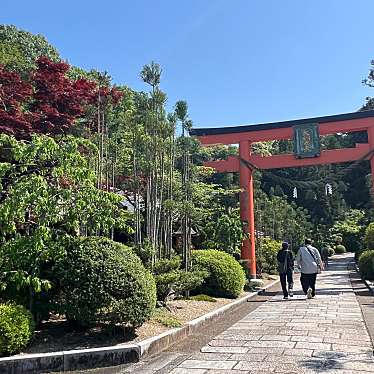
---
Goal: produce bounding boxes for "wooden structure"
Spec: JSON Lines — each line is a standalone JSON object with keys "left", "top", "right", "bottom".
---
{"left": 190, "top": 110, "right": 374, "bottom": 278}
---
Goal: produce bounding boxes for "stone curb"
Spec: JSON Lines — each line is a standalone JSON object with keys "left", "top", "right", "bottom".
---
{"left": 354, "top": 263, "right": 374, "bottom": 294}
{"left": 0, "top": 279, "right": 279, "bottom": 373}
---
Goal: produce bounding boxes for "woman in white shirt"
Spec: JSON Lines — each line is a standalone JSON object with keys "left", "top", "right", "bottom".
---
{"left": 296, "top": 238, "right": 323, "bottom": 299}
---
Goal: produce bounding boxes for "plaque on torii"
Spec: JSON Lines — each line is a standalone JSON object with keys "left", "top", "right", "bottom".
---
{"left": 190, "top": 111, "right": 374, "bottom": 278}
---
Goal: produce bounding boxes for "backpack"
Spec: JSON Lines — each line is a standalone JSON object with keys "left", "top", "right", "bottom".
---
{"left": 305, "top": 245, "right": 322, "bottom": 273}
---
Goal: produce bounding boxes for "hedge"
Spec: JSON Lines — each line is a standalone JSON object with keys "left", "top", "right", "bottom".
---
{"left": 358, "top": 250, "right": 374, "bottom": 280}
{"left": 53, "top": 236, "right": 156, "bottom": 328}
{"left": 328, "top": 248, "right": 335, "bottom": 257}
{"left": 192, "top": 250, "right": 245, "bottom": 298}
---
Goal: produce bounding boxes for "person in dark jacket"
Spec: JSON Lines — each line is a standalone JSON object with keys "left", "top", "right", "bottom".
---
{"left": 277, "top": 242, "right": 294, "bottom": 299}
{"left": 320, "top": 246, "right": 329, "bottom": 269}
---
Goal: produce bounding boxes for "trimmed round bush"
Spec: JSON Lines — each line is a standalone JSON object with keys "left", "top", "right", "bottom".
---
{"left": 53, "top": 236, "right": 156, "bottom": 328}
{"left": 328, "top": 248, "right": 335, "bottom": 257}
{"left": 0, "top": 303, "right": 34, "bottom": 355}
{"left": 335, "top": 244, "right": 346, "bottom": 254}
{"left": 358, "top": 250, "right": 374, "bottom": 280}
{"left": 334, "top": 235, "right": 343, "bottom": 245}
{"left": 192, "top": 250, "right": 245, "bottom": 298}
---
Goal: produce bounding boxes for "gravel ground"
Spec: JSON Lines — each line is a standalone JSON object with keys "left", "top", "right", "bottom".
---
{"left": 21, "top": 278, "right": 276, "bottom": 354}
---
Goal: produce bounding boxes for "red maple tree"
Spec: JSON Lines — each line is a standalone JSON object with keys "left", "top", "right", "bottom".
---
{"left": 0, "top": 67, "right": 33, "bottom": 134}
{"left": 0, "top": 57, "right": 122, "bottom": 138}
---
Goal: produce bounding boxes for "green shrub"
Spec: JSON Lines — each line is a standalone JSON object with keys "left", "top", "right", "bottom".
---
{"left": 154, "top": 270, "right": 207, "bottom": 303}
{"left": 256, "top": 238, "right": 281, "bottom": 275}
{"left": 177, "top": 270, "right": 208, "bottom": 294}
{"left": 132, "top": 238, "right": 155, "bottom": 267}
{"left": 335, "top": 244, "right": 346, "bottom": 254}
{"left": 192, "top": 250, "right": 245, "bottom": 298}
{"left": 0, "top": 303, "right": 34, "bottom": 355}
{"left": 364, "top": 223, "right": 374, "bottom": 250}
{"left": 201, "top": 212, "right": 243, "bottom": 255}
{"left": 53, "top": 236, "right": 156, "bottom": 328}
{"left": 334, "top": 235, "right": 343, "bottom": 245}
{"left": 329, "top": 209, "right": 365, "bottom": 253}
{"left": 155, "top": 272, "right": 180, "bottom": 302}
{"left": 153, "top": 256, "right": 181, "bottom": 275}
{"left": 343, "top": 233, "right": 362, "bottom": 253}
{"left": 328, "top": 248, "right": 335, "bottom": 257}
{"left": 358, "top": 250, "right": 374, "bottom": 280}
{"left": 355, "top": 249, "right": 364, "bottom": 262}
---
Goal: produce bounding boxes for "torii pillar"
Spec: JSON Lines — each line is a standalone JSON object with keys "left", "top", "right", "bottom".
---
{"left": 239, "top": 141, "right": 256, "bottom": 278}
{"left": 367, "top": 126, "right": 374, "bottom": 194}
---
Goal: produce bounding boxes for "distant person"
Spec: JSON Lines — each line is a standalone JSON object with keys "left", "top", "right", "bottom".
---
{"left": 296, "top": 238, "right": 323, "bottom": 299}
{"left": 277, "top": 242, "right": 294, "bottom": 299}
{"left": 320, "top": 246, "right": 329, "bottom": 269}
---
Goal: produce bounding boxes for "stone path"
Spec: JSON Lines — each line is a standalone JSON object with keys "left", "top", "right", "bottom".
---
{"left": 97, "top": 254, "right": 374, "bottom": 374}
{"left": 167, "top": 255, "right": 374, "bottom": 374}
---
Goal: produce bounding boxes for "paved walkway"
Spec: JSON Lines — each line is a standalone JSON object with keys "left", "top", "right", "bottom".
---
{"left": 167, "top": 254, "right": 374, "bottom": 374}
{"left": 101, "top": 254, "right": 374, "bottom": 374}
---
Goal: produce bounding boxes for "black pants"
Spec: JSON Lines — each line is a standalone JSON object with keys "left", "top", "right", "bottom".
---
{"left": 300, "top": 273, "right": 317, "bottom": 296}
{"left": 280, "top": 270, "right": 294, "bottom": 297}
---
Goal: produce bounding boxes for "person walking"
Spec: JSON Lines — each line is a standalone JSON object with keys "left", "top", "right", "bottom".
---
{"left": 296, "top": 238, "right": 323, "bottom": 299}
{"left": 277, "top": 242, "right": 294, "bottom": 299}
{"left": 320, "top": 246, "right": 329, "bottom": 269}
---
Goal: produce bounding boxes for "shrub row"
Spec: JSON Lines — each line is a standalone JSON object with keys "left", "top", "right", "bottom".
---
{"left": 358, "top": 250, "right": 374, "bottom": 280}
{"left": 357, "top": 224, "right": 374, "bottom": 280}
{"left": 1, "top": 240, "right": 247, "bottom": 355}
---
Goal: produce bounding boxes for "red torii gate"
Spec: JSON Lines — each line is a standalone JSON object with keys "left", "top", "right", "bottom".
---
{"left": 190, "top": 110, "right": 374, "bottom": 278}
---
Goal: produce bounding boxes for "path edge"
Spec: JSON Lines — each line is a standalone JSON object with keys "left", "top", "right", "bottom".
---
{"left": 0, "top": 279, "right": 279, "bottom": 373}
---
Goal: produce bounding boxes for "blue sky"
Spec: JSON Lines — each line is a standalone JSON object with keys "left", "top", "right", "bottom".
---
{"left": 1, "top": 1, "right": 374, "bottom": 128}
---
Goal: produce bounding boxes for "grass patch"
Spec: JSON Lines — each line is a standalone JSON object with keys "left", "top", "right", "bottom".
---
{"left": 175, "top": 294, "right": 217, "bottom": 302}
{"left": 189, "top": 294, "right": 217, "bottom": 302}
{"left": 151, "top": 307, "right": 183, "bottom": 328}
{"left": 154, "top": 315, "right": 182, "bottom": 328}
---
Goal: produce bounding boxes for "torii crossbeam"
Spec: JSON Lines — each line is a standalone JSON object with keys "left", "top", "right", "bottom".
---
{"left": 190, "top": 110, "right": 374, "bottom": 278}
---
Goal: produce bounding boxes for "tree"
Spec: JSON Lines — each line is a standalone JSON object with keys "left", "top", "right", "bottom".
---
{"left": 175, "top": 100, "right": 193, "bottom": 271}
{"left": 30, "top": 57, "right": 98, "bottom": 135}
{"left": 0, "top": 57, "right": 123, "bottom": 138}
{"left": 202, "top": 211, "right": 243, "bottom": 255}
{"left": 0, "top": 25, "right": 60, "bottom": 77}
{"left": 329, "top": 209, "right": 365, "bottom": 251}
{"left": 0, "top": 134, "right": 130, "bottom": 316}
{"left": 139, "top": 62, "right": 165, "bottom": 258}
{"left": 0, "top": 66, "right": 33, "bottom": 134}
